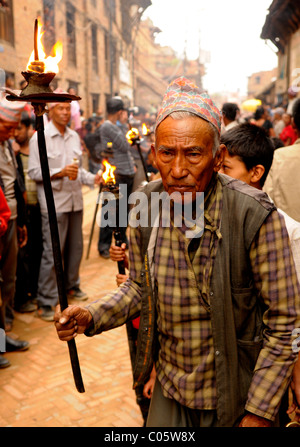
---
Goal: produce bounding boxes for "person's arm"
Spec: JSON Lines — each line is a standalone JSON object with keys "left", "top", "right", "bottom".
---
{"left": 55, "top": 225, "right": 143, "bottom": 341}
{"left": 101, "top": 124, "right": 132, "bottom": 154}
{"left": 241, "top": 210, "right": 300, "bottom": 424}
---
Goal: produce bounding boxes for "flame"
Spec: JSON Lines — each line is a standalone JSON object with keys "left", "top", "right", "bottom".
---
{"left": 26, "top": 18, "right": 63, "bottom": 73}
{"left": 142, "top": 123, "right": 149, "bottom": 135}
{"left": 126, "top": 128, "right": 140, "bottom": 144}
{"left": 102, "top": 160, "right": 116, "bottom": 184}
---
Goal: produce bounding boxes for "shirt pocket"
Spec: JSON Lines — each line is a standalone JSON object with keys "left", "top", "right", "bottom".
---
{"left": 47, "top": 150, "right": 63, "bottom": 170}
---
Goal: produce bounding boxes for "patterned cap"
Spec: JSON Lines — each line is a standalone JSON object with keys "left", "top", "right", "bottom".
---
{"left": 156, "top": 77, "right": 221, "bottom": 134}
{"left": 0, "top": 96, "right": 26, "bottom": 123}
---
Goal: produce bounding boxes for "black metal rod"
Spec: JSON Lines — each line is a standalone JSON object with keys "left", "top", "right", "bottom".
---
{"left": 86, "top": 183, "right": 103, "bottom": 260}
{"left": 136, "top": 141, "right": 149, "bottom": 182}
{"left": 35, "top": 114, "right": 85, "bottom": 393}
{"left": 114, "top": 229, "right": 126, "bottom": 275}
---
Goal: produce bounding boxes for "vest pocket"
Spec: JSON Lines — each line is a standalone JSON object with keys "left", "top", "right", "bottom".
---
{"left": 231, "top": 287, "right": 263, "bottom": 341}
{"left": 237, "top": 337, "right": 263, "bottom": 402}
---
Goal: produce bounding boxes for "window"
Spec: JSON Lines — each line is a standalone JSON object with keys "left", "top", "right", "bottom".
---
{"left": 66, "top": 2, "right": 76, "bottom": 67}
{"left": 67, "top": 80, "right": 79, "bottom": 93}
{"left": 91, "top": 93, "right": 99, "bottom": 114}
{"left": 104, "top": 0, "right": 116, "bottom": 22}
{"left": 43, "top": 0, "right": 56, "bottom": 55}
{"left": 0, "top": 0, "right": 14, "bottom": 45}
{"left": 104, "top": 31, "right": 109, "bottom": 74}
{"left": 91, "top": 24, "right": 98, "bottom": 74}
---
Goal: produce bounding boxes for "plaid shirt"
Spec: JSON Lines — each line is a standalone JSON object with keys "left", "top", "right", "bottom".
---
{"left": 87, "top": 175, "right": 300, "bottom": 420}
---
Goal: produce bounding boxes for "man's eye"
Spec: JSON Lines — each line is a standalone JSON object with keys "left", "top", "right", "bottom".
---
{"left": 160, "top": 150, "right": 173, "bottom": 158}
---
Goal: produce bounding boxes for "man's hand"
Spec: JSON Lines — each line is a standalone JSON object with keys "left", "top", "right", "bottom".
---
{"left": 51, "top": 164, "right": 78, "bottom": 181}
{"left": 64, "top": 164, "right": 78, "bottom": 180}
{"left": 17, "top": 225, "right": 28, "bottom": 248}
{"left": 287, "top": 354, "right": 300, "bottom": 422}
{"left": 54, "top": 304, "right": 93, "bottom": 341}
{"left": 239, "top": 413, "right": 272, "bottom": 427}
{"left": 116, "top": 273, "right": 128, "bottom": 286}
{"left": 109, "top": 243, "right": 128, "bottom": 268}
{"left": 94, "top": 172, "right": 102, "bottom": 185}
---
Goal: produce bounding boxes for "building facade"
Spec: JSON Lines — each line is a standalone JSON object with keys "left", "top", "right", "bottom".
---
{"left": 0, "top": 0, "right": 166, "bottom": 117}
{"left": 261, "top": 0, "right": 300, "bottom": 106}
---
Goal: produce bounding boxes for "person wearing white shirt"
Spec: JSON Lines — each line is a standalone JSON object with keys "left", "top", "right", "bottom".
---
{"left": 28, "top": 99, "right": 101, "bottom": 321}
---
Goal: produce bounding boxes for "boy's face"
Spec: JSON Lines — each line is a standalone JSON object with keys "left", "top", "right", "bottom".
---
{"left": 219, "top": 149, "right": 252, "bottom": 185}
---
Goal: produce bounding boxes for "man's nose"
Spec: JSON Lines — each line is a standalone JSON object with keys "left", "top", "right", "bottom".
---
{"left": 170, "top": 154, "right": 188, "bottom": 178}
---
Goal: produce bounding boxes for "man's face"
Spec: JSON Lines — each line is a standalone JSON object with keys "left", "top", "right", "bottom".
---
{"left": 0, "top": 120, "right": 19, "bottom": 142}
{"left": 152, "top": 115, "right": 224, "bottom": 202}
{"left": 14, "top": 123, "right": 29, "bottom": 145}
{"left": 219, "top": 149, "right": 252, "bottom": 184}
{"left": 50, "top": 103, "right": 71, "bottom": 128}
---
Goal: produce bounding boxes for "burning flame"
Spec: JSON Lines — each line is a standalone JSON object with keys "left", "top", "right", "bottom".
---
{"left": 26, "top": 18, "right": 63, "bottom": 73}
{"left": 126, "top": 128, "right": 140, "bottom": 144}
{"left": 142, "top": 123, "right": 149, "bottom": 135}
{"left": 102, "top": 160, "right": 116, "bottom": 184}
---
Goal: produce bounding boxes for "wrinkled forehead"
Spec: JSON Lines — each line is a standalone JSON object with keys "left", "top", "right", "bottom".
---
{"left": 0, "top": 119, "right": 19, "bottom": 131}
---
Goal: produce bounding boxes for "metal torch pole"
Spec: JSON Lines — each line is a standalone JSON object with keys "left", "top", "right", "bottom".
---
{"left": 35, "top": 113, "right": 85, "bottom": 393}
{"left": 86, "top": 182, "right": 103, "bottom": 260}
{"left": 136, "top": 139, "right": 149, "bottom": 183}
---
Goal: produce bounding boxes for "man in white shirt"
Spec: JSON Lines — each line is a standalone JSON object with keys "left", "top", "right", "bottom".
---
{"left": 28, "top": 97, "right": 101, "bottom": 321}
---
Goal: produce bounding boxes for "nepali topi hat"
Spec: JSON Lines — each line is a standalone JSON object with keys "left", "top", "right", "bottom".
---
{"left": 0, "top": 96, "right": 26, "bottom": 123}
{"left": 156, "top": 77, "right": 221, "bottom": 134}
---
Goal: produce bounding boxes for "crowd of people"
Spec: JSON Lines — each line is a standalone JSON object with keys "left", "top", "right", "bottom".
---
{"left": 1, "top": 76, "right": 300, "bottom": 427}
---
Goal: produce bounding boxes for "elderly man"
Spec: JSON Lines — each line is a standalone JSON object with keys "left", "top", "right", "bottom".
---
{"left": 28, "top": 94, "right": 101, "bottom": 321}
{"left": 0, "top": 97, "right": 29, "bottom": 368}
{"left": 54, "top": 78, "right": 300, "bottom": 427}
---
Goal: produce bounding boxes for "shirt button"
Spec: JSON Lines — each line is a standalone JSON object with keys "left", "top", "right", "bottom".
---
{"left": 210, "top": 291, "right": 214, "bottom": 296}
{"left": 215, "top": 350, "right": 220, "bottom": 356}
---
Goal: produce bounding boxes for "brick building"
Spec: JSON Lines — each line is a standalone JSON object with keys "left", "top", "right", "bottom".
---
{"left": 247, "top": 68, "right": 277, "bottom": 105}
{"left": 261, "top": 0, "right": 300, "bottom": 106}
{"left": 0, "top": 0, "right": 166, "bottom": 117}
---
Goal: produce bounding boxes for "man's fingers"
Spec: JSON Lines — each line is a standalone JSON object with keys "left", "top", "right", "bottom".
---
{"left": 54, "top": 304, "right": 84, "bottom": 341}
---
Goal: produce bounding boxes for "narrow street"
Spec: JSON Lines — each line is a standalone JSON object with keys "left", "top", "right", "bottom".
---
{"left": 0, "top": 185, "right": 143, "bottom": 428}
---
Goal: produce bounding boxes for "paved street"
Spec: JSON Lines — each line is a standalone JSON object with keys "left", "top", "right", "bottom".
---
{"left": 0, "top": 185, "right": 144, "bottom": 428}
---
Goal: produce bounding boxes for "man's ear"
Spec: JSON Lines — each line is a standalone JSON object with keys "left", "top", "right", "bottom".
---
{"left": 250, "top": 164, "right": 265, "bottom": 184}
{"left": 150, "top": 143, "right": 156, "bottom": 162}
{"left": 213, "top": 143, "right": 226, "bottom": 172}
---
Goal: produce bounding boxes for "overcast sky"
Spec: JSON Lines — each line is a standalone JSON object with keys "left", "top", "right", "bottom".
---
{"left": 143, "top": 0, "right": 278, "bottom": 96}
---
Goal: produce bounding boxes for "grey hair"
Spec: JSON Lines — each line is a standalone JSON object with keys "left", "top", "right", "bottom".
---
{"left": 156, "top": 110, "right": 220, "bottom": 157}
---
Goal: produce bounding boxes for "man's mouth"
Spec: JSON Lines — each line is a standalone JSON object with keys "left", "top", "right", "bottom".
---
{"left": 168, "top": 185, "right": 194, "bottom": 191}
